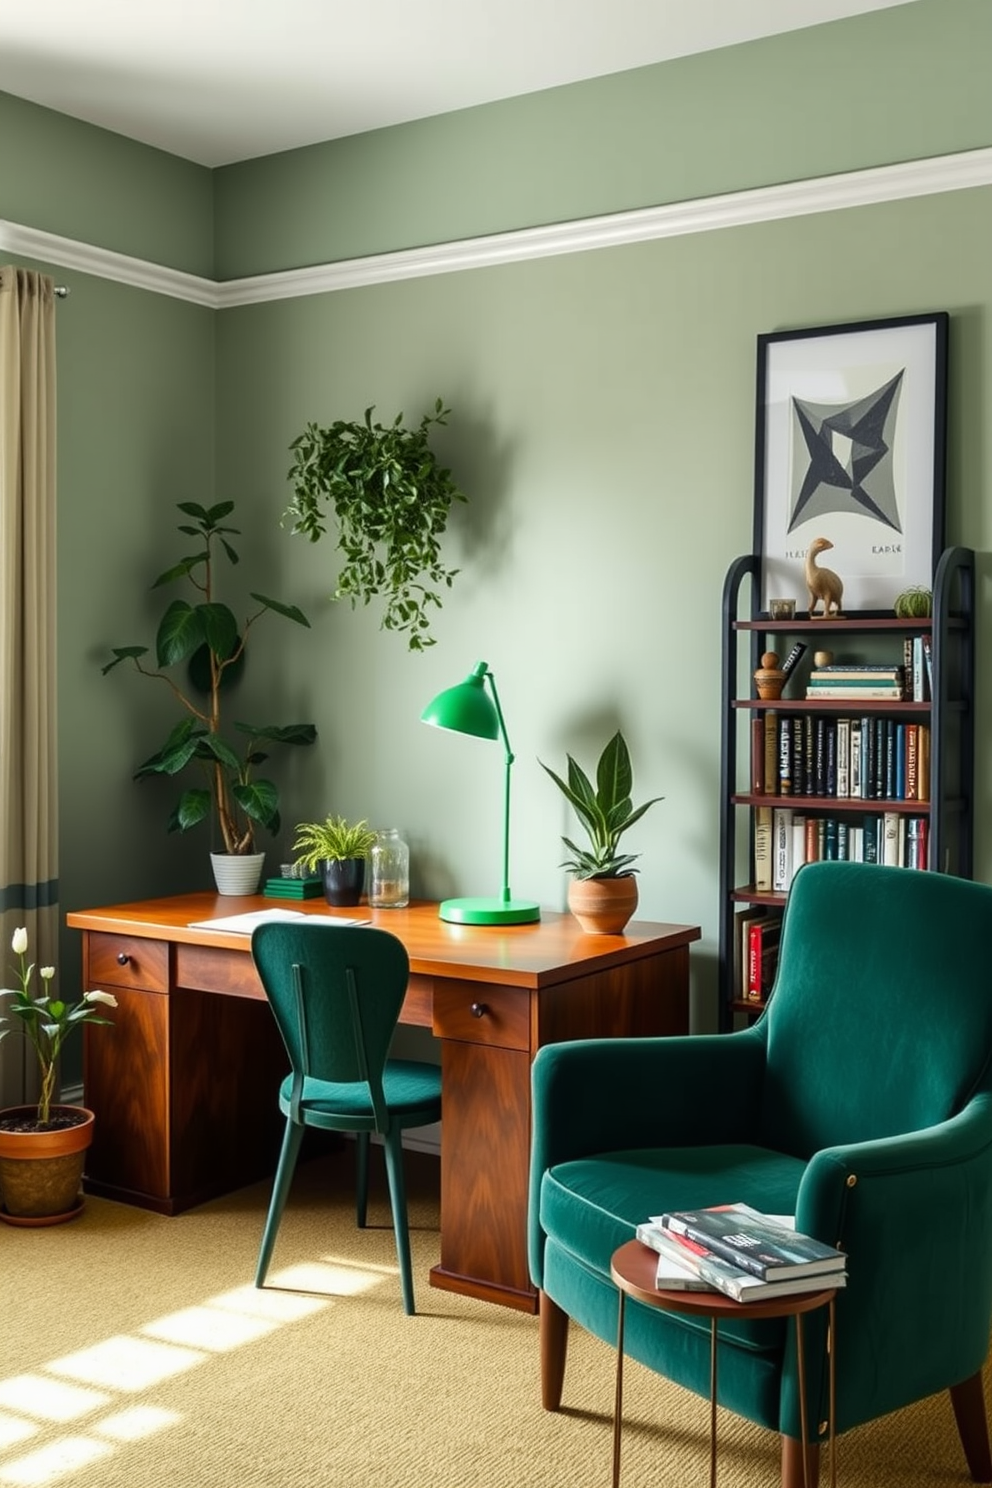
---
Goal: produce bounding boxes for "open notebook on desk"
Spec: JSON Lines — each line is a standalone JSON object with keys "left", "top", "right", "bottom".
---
{"left": 188, "top": 908, "right": 370, "bottom": 935}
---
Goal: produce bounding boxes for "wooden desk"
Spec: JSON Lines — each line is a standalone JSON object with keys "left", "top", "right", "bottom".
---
{"left": 68, "top": 894, "right": 700, "bottom": 1311}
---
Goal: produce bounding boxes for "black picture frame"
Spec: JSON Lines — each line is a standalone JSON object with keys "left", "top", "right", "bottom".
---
{"left": 752, "top": 312, "right": 948, "bottom": 616}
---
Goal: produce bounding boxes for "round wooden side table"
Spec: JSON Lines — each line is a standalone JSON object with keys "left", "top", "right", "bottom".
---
{"left": 609, "top": 1239, "right": 837, "bottom": 1488}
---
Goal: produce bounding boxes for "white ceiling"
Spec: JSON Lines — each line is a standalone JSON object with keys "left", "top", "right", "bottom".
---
{"left": 0, "top": 0, "right": 918, "bottom": 168}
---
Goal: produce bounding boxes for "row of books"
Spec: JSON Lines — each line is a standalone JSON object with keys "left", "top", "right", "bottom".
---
{"left": 636, "top": 1202, "right": 847, "bottom": 1302}
{"left": 751, "top": 713, "right": 931, "bottom": 803}
{"left": 803, "top": 636, "right": 932, "bottom": 701}
{"left": 754, "top": 806, "right": 929, "bottom": 892}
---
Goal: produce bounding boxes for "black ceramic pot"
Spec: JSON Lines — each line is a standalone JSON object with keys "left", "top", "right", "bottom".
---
{"left": 321, "top": 857, "right": 366, "bottom": 907}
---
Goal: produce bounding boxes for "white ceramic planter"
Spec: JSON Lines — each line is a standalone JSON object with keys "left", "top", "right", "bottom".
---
{"left": 210, "top": 851, "right": 266, "bottom": 896}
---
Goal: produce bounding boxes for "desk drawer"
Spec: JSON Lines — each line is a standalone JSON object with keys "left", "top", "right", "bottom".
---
{"left": 432, "top": 980, "right": 530, "bottom": 1051}
{"left": 87, "top": 933, "right": 169, "bottom": 994}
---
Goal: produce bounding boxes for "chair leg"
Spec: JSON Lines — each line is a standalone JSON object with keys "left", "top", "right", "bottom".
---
{"left": 781, "top": 1434, "right": 820, "bottom": 1488}
{"left": 355, "top": 1131, "right": 370, "bottom": 1228}
{"left": 950, "top": 1371, "right": 992, "bottom": 1482}
{"left": 382, "top": 1128, "right": 415, "bottom": 1315}
{"left": 539, "top": 1291, "right": 569, "bottom": 1410}
{"left": 255, "top": 1119, "right": 305, "bottom": 1288}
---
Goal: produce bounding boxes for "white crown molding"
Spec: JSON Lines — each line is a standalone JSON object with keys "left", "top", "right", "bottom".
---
{"left": 0, "top": 219, "right": 217, "bottom": 306}
{"left": 3, "top": 145, "right": 992, "bottom": 310}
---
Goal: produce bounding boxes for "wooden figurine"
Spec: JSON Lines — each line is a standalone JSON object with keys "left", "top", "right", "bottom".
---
{"left": 754, "top": 651, "right": 785, "bottom": 700}
{"left": 805, "top": 536, "right": 844, "bottom": 619}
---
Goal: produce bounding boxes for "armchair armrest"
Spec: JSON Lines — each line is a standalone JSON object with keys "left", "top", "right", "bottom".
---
{"left": 793, "top": 1092, "right": 992, "bottom": 1432}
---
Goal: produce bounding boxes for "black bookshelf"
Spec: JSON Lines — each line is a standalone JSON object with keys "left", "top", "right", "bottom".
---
{"left": 717, "top": 546, "right": 975, "bottom": 1030}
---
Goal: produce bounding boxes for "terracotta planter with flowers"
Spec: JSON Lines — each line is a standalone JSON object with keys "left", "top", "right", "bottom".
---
{"left": 0, "top": 1105, "right": 95, "bottom": 1224}
{"left": 0, "top": 927, "right": 117, "bottom": 1225}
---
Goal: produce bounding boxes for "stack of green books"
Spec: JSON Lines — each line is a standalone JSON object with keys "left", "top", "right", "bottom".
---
{"left": 262, "top": 877, "right": 324, "bottom": 900}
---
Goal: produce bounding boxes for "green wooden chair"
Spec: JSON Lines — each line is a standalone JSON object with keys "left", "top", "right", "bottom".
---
{"left": 529, "top": 862, "right": 992, "bottom": 1486}
{"left": 251, "top": 921, "right": 442, "bottom": 1314}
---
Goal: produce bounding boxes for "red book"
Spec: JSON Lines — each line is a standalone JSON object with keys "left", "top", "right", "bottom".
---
{"left": 747, "top": 917, "right": 782, "bottom": 1002}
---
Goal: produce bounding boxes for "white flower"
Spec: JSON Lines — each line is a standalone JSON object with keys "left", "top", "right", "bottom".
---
{"left": 40, "top": 967, "right": 55, "bottom": 981}
{"left": 84, "top": 990, "right": 118, "bottom": 1008}
{"left": 11, "top": 928, "right": 27, "bottom": 955}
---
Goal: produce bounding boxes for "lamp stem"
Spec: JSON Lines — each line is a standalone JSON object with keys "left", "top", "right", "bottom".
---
{"left": 484, "top": 668, "right": 514, "bottom": 906}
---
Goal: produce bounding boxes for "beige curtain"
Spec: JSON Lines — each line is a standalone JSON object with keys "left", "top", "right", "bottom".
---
{"left": 0, "top": 267, "right": 58, "bottom": 1108}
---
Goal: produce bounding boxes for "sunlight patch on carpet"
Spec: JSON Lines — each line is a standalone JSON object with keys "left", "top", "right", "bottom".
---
{"left": 269, "top": 1257, "right": 393, "bottom": 1296}
{"left": 0, "top": 1434, "right": 112, "bottom": 1485}
{"left": 0, "top": 1420, "right": 36, "bottom": 1453}
{"left": 91, "top": 1407, "right": 181, "bottom": 1442}
{"left": 0, "top": 1380, "right": 109, "bottom": 1425}
{"left": 207, "top": 1284, "right": 330, "bottom": 1321}
{"left": 46, "top": 1337, "right": 205, "bottom": 1392}
{"left": 142, "top": 1304, "right": 279, "bottom": 1352}
{"left": 0, "top": 1257, "right": 359, "bottom": 1485}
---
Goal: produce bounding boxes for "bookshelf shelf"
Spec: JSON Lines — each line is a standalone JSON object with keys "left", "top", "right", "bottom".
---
{"left": 732, "top": 698, "right": 932, "bottom": 713}
{"left": 718, "top": 547, "right": 975, "bottom": 1030}
{"left": 732, "top": 794, "right": 946, "bottom": 814}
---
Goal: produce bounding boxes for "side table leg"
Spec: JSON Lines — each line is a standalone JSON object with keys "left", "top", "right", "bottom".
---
{"left": 710, "top": 1317, "right": 718, "bottom": 1488}
{"left": 795, "top": 1314, "right": 810, "bottom": 1488}
{"left": 829, "top": 1298, "right": 837, "bottom": 1488}
{"left": 612, "top": 1292, "right": 626, "bottom": 1488}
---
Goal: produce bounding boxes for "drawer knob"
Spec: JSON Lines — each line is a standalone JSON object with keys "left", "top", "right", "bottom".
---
{"left": 116, "top": 953, "right": 130, "bottom": 966}
{"left": 470, "top": 1002, "right": 487, "bottom": 1018}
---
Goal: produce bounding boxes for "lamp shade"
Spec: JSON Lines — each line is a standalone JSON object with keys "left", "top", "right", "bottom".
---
{"left": 420, "top": 663, "right": 498, "bottom": 740}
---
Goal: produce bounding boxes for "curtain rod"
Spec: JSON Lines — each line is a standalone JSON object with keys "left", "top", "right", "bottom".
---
{"left": 54, "top": 285, "right": 69, "bottom": 298}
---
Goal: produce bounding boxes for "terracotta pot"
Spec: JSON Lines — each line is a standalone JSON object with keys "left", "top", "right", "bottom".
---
{"left": 321, "top": 857, "right": 366, "bottom": 907}
{"left": 0, "top": 1104, "right": 94, "bottom": 1224}
{"left": 567, "top": 875, "right": 639, "bottom": 934}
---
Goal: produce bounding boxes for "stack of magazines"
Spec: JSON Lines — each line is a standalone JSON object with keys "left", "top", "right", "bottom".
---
{"left": 635, "top": 1202, "right": 847, "bottom": 1303}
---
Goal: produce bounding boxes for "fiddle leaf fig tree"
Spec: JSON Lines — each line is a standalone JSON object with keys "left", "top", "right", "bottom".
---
{"left": 103, "top": 500, "right": 317, "bottom": 855}
{"left": 284, "top": 398, "right": 467, "bottom": 650}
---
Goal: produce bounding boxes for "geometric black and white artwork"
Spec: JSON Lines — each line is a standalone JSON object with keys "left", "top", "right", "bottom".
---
{"left": 789, "top": 371, "right": 903, "bottom": 533}
{"left": 755, "top": 314, "right": 947, "bottom": 614}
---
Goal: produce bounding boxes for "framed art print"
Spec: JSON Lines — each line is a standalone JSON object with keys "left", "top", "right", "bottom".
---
{"left": 753, "top": 312, "right": 948, "bottom": 615}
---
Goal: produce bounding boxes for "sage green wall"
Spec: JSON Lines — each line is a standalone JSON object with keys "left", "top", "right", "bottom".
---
{"left": 47, "top": 274, "right": 215, "bottom": 1082}
{"left": 0, "top": 91, "right": 213, "bottom": 274}
{"left": 213, "top": 0, "right": 992, "bottom": 278}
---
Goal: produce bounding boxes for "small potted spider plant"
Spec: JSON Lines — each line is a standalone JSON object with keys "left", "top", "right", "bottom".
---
{"left": 291, "top": 815, "right": 378, "bottom": 906}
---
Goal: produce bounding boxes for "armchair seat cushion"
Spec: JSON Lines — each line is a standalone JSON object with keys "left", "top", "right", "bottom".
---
{"left": 540, "top": 1143, "right": 808, "bottom": 1351}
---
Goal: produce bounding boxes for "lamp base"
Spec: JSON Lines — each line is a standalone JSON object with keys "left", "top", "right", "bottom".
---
{"left": 438, "top": 896, "right": 541, "bottom": 926}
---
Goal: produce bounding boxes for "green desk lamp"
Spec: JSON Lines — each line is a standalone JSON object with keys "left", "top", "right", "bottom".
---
{"left": 421, "top": 661, "right": 541, "bottom": 925}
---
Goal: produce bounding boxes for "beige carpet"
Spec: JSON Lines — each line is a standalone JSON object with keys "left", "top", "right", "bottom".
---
{"left": 2, "top": 1147, "right": 985, "bottom": 1487}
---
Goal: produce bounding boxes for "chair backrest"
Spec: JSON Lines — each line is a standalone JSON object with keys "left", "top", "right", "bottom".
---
{"left": 251, "top": 922, "right": 410, "bottom": 1124}
{"left": 758, "top": 861, "right": 992, "bottom": 1158}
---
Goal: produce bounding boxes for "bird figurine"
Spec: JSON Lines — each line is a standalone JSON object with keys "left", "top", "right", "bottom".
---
{"left": 804, "top": 536, "right": 844, "bottom": 619}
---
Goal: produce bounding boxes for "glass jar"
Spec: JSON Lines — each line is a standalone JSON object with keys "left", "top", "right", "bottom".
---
{"left": 369, "top": 828, "right": 410, "bottom": 909}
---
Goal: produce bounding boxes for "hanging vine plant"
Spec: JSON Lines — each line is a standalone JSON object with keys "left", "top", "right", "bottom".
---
{"left": 284, "top": 398, "right": 468, "bottom": 651}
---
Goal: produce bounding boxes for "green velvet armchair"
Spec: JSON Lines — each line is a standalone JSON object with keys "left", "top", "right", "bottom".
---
{"left": 529, "top": 861, "right": 992, "bottom": 1487}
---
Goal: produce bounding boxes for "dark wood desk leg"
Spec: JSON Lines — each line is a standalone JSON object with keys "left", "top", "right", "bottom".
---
{"left": 710, "top": 1316, "right": 718, "bottom": 1488}
{"left": 612, "top": 1292, "right": 626, "bottom": 1488}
